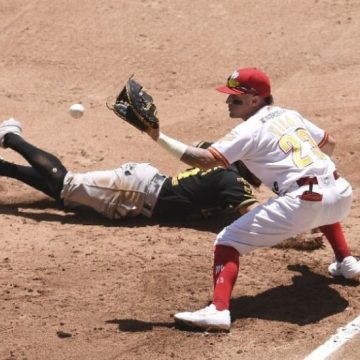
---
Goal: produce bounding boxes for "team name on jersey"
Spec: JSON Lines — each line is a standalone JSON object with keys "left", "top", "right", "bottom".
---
{"left": 259, "top": 109, "right": 285, "bottom": 124}
{"left": 267, "top": 114, "right": 303, "bottom": 139}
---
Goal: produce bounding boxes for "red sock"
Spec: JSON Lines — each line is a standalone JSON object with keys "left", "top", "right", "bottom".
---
{"left": 212, "top": 245, "right": 239, "bottom": 311}
{"left": 319, "top": 222, "right": 351, "bottom": 261}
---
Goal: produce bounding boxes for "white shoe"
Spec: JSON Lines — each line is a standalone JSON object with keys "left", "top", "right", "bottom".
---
{"left": 328, "top": 256, "right": 360, "bottom": 279}
{"left": 0, "top": 118, "right": 22, "bottom": 148}
{"left": 174, "top": 304, "right": 231, "bottom": 331}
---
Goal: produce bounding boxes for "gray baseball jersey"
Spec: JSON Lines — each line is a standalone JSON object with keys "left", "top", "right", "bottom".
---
{"left": 61, "top": 163, "right": 166, "bottom": 219}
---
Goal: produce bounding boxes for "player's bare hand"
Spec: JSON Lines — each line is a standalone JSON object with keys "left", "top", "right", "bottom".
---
{"left": 146, "top": 127, "right": 160, "bottom": 141}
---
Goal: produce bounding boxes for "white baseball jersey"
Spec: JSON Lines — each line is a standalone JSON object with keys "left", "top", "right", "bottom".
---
{"left": 208, "top": 105, "right": 353, "bottom": 255}
{"left": 210, "top": 106, "right": 335, "bottom": 195}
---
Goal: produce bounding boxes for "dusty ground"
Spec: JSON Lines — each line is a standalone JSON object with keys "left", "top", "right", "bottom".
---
{"left": 1, "top": 1, "right": 360, "bottom": 359}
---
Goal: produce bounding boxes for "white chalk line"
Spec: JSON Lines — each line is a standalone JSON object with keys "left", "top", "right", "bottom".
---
{"left": 304, "top": 314, "right": 360, "bottom": 360}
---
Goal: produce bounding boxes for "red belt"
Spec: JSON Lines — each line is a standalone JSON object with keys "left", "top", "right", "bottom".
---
{"left": 296, "top": 171, "right": 340, "bottom": 187}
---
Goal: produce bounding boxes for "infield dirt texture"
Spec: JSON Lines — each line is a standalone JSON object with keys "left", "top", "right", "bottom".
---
{"left": 1, "top": 1, "right": 360, "bottom": 359}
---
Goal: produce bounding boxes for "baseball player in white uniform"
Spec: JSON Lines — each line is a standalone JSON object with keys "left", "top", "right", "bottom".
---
{"left": 145, "top": 67, "right": 360, "bottom": 331}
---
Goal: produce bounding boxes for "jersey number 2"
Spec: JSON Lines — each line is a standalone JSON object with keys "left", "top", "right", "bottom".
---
{"left": 279, "top": 128, "right": 325, "bottom": 168}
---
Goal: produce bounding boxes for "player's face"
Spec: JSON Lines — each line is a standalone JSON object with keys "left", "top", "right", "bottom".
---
{"left": 226, "top": 94, "right": 259, "bottom": 120}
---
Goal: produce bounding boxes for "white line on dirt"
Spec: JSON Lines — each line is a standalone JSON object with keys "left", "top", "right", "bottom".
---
{"left": 304, "top": 314, "right": 360, "bottom": 360}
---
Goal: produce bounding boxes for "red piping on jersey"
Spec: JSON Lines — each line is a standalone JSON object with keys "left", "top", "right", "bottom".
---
{"left": 318, "top": 132, "right": 329, "bottom": 148}
{"left": 209, "top": 147, "right": 230, "bottom": 167}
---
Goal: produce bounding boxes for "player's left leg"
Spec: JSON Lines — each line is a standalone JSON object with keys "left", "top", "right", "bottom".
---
{"left": 321, "top": 222, "right": 360, "bottom": 279}
{"left": 320, "top": 222, "right": 351, "bottom": 261}
{"left": 314, "top": 177, "right": 360, "bottom": 278}
{"left": 0, "top": 119, "right": 67, "bottom": 200}
{"left": 0, "top": 158, "right": 60, "bottom": 199}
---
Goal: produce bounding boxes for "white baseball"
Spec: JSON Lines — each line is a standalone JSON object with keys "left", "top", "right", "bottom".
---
{"left": 69, "top": 103, "right": 85, "bottom": 118}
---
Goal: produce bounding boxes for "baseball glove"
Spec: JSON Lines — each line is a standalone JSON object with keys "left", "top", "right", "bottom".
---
{"left": 109, "top": 77, "right": 159, "bottom": 132}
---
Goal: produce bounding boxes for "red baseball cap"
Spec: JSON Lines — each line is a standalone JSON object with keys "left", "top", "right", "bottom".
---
{"left": 216, "top": 68, "right": 271, "bottom": 96}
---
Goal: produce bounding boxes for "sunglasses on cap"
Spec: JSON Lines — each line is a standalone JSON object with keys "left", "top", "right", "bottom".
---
{"left": 227, "top": 77, "right": 259, "bottom": 95}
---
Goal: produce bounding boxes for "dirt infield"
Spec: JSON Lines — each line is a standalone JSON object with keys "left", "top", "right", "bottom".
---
{"left": 1, "top": 1, "right": 360, "bottom": 359}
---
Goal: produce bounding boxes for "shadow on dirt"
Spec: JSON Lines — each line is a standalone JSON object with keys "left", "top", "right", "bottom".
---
{"left": 106, "top": 265, "right": 357, "bottom": 333}
{"left": 105, "top": 318, "right": 212, "bottom": 333}
{"left": 0, "top": 198, "right": 238, "bottom": 233}
{"left": 231, "top": 264, "right": 356, "bottom": 326}
{"left": 105, "top": 319, "right": 175, "bottom": 332}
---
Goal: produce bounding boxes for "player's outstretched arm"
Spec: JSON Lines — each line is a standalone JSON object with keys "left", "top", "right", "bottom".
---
{"left": 147, "top": 128, "right": 222, "bottom": 170}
